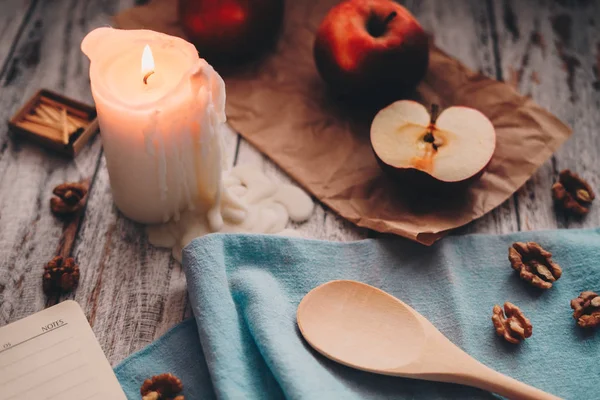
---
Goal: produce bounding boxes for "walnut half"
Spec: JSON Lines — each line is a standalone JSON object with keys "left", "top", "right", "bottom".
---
{"left": 50, "top": 182, "right": 88, "bottom": 216}
{"left": 551, "top": 169, "right": 595, "bottom": 215}
{"left": 141, "top": 373, "right": 184, "bottom": 400}
{"left": 42, "top": 256, "right": 80, "bottom": 295}
{"left": 492, "top": 302, "right": 533, "bottom": 344}
{"left": 508, "top": 242, "right": 562, "bottom": 289}
{"left": 570, "top": 291, "right": 600, "bottom": 328}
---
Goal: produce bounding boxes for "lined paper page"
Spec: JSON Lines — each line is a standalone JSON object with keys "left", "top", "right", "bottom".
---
{"left": 0, "top": 301, "right": 126, "bottom": 400}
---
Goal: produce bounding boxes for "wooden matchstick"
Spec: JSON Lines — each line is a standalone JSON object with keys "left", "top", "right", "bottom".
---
{"left": 67, "top": 115, "right": 86, "bottom": 129}
{"left": 17, "top": 121, "right": 63, "bottom": 142}
{"left": 67, "top": 119, "right": 78, "bottom": 132}
{"left": 23, "top": 116, "right": 80, "bottom": 141}
{"left": 40, "top": 97, "right": 90, "bottom": 119}
{"left": 8, "top": 89, "right": 98, "bottom": 157}
{"left": 61, "top": 108, "right": 69, "bottom": 145}
{"left": 40, "top": 102, "right": 88, "bottom": 128}
{"left": 36, "top": 104, "right": 59, "bottom": 123}
{"left": 24, "top": 114, "right": 60, "bottom": 130}
{"left": 38, "top": 103, "right": 82, "bottom": 131}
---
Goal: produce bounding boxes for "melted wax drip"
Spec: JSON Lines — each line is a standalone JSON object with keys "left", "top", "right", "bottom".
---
{"left": 147, "top": 165, "right": 314, "bottom": 261}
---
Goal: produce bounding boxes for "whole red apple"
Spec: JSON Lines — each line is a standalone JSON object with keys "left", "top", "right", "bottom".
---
{"left": 179, "top": 0, "right": 284, "bottom": 64}
{"left": 314, "top": 0, "right": 429, "bottom": 102}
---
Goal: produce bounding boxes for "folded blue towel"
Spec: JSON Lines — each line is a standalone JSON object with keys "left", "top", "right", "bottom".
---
{"left": 115, "top": 229, "right": 600, "bottom": 399}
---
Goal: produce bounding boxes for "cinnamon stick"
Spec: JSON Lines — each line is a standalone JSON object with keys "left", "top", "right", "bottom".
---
{"left": 46, "top": 178, "right": 91, "bottom": 308}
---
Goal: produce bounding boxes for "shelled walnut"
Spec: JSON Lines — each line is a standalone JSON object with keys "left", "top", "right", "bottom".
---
{"left": 50, "top": 182, "right": 88, "bottom": 216}
{"left": 141, "top": 373, "right": 184, "bottom": 400}
{"left": 551, "top": 169, "right": 595, "bottom": 215}
{"left": 508, "top": 242, "right": 562, "bottom": 289}
{"left": 492, "top": 302, "right": 533, "bottom": 344}
{"left": 570, "top": 291, "right": 600, "bottom": 328}
{"left": 42, "top": 256, "right": 80, "bottom": 295}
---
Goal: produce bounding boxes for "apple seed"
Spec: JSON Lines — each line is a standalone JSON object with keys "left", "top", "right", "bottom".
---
{"left": 422, "top": 104, "right": 443, "bottom": 150}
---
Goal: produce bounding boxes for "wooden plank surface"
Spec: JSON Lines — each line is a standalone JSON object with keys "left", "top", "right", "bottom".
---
{"left": 406, "top": 0, "right": 521, "bottom": 236}
{"left": 0, "top": 0, "right": 135, "bottom": 356}
{"left": 0, "top": 0, "right": 33, "bottom": 69}
{"left": 490, "top": 0, "right": 600, "bottom": 231}
{"left": 0, "top": 0, "right": 598, "bottom": 367}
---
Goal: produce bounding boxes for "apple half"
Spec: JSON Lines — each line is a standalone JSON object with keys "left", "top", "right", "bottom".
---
{"left": 371, "top": 100, "right": 496, "bottom": 190}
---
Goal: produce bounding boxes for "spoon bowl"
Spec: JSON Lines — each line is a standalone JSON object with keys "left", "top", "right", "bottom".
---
{"left": 298, "top": 279, "right": 427, "bottom": 372}
{"left": 297, "top": 280, "right": 560, "bottom": 400}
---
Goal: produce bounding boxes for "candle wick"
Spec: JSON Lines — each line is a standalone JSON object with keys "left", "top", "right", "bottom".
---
{"left": 143, "top": 71, "right": 155, "bottom": 85}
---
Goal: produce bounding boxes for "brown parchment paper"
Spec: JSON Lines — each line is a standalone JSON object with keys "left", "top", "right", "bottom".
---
{"left": 115, "top": 0, "right": 572, "bottom": 245}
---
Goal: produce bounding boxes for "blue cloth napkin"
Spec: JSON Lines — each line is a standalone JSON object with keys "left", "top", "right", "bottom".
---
{"left": 115, "top": 229, "right": 600, "bottom": 399}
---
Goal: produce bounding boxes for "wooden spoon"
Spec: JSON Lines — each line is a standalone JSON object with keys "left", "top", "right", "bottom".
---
{"left": 297, "top": 280, "right": 560, "bottom": 400}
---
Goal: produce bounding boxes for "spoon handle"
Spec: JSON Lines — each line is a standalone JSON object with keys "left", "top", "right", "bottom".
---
{"left": 451, "top": 361, "right": 562, "bottom": 400}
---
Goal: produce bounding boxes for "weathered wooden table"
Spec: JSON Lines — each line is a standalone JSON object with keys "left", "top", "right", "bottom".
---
{"left": 0, "top": 0, "right": 599, "bottom": 366}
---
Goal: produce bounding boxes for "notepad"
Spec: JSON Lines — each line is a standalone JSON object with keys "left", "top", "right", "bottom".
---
{"left": 0, "top": 300, "right": 126, "bottom": 400}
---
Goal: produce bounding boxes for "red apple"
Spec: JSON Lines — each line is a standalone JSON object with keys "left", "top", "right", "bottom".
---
{"left": 370, "top": 100, "right": 496, "bottom": 191}
{"left": 179, "top": 0, "right": 284, "bottom": 64}
{"left": 314, "top": 0, "right": 429, "bottom": 102}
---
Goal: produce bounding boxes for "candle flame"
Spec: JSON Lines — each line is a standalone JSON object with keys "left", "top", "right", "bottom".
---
{"left": 141, "top": 44, "right": 154, "bottom": 74}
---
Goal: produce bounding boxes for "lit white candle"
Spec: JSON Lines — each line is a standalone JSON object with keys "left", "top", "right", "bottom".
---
{"left": 81, "top": 28, "right": 228, "bottom": 226}
{"left": 82, "top": 28, "right": 315, "bottom": 261}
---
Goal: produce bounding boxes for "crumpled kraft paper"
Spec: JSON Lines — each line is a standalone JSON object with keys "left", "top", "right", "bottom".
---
{"left": 114, "top": 0, "right": 572, "bottom": 245}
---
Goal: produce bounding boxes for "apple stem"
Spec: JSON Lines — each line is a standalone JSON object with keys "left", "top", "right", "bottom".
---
{"left": 367, "top": 11, "right": 398, "bottom": 37}
{"left": 424, "top": 104, "right": 441, "bottom": 151}
{"left": 430, "top": 104, "right": 440, "bottom": 124}
{"left": 383, "top": 11, "right": 397, "bottom": 26}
